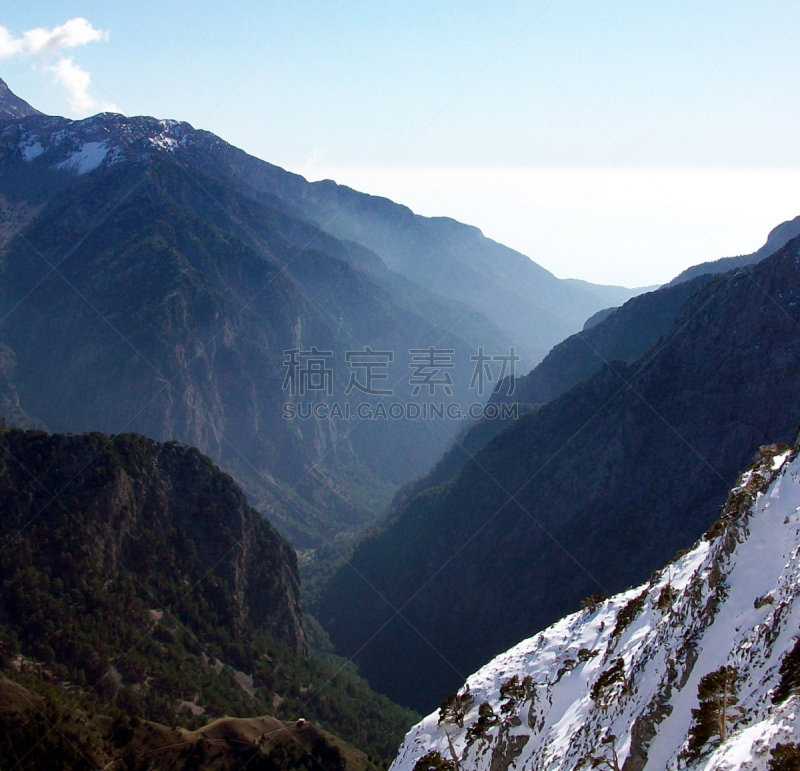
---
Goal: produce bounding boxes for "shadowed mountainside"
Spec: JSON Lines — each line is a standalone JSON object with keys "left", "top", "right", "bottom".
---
{"left": 320, "top": 236, "right": 800, "bottom": 711}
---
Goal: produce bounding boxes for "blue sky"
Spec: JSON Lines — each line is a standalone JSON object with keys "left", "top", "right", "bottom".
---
{"left": 2, "top": 1, "right": 800, "bottom": 286}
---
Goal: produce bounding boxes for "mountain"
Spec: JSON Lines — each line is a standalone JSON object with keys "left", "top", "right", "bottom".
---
{"left": 369, "top": 274, "right": 716, "bottom": 515}
{"left": 0, "top": 109, "right": 510, "bottom": 547}
{"left": 583, "top": 305, "right": 618, "bottom": 329}
{"left": 504, "top": 272, "right": 715, "bottom": 409}
{"left": 319, "top": 235, "right": 800, "bottom": 712}
{"left": 0, "top": 83, "right": 642, "bottom": 547}
{"left": 0, "top": 429, "right": 417, "bottom": 764}
{"left": 668, "top": 214, "right": 800, "bottom": 286}
{"left": 0, "top": 77, "right": 43, "bottom": 119}
{"left": 160, "top": 132, "right": 645, "bottom": 365}
{"left": 391, "top": 442, "right": 800, "bottom": 771}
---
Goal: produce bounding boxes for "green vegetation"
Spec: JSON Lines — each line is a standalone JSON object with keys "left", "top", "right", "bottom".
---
{"left": 655, "top": 583, "right": 676, "bottom": 612}
{"left": 0, "top": 430, "right": 416, "bottom": 764}
{"left": 0, "top": 677, "right": 355, "bottom": 771}
{"left": 590, "top": 659, "right": 630, "bottom": 707}
{"left": 499, "top": 675, "right": 533, "bottom": 716}
{"left": 580, "top": 595, "right": 607, "bottom": 613}
{"left": 463, "top": 677, "right": 535, "bottom": 750}
{"left": 582, "top": 734, "right": 622, "bottom": 771}
{"left": 683, "top": 666, "right": 741, "bottom": 761}
{"left": 465, "top": 702, "right": 499, "bottom": 746}
{"left": 413, "top": 750, "right": 457, "bottom": 771}
{"left": 612, "top": 591, "right": 648, "bottom": 637}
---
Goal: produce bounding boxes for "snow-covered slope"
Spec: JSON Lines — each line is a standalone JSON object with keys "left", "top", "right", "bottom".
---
{"left": 392, "top": 443, "right": 800, "bottom": 771}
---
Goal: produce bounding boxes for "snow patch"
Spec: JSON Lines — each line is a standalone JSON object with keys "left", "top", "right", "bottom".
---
{"left": 19, "top": 139, "right": 44, "bottom": 162}
{"left": 55, "top": 141, "right": 109, "bottom": 175}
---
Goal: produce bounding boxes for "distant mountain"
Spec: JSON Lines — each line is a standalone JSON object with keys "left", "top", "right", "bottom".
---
{"left": 319, "top": 236, "right": 800, "bottom": 711}
{"left": 0, "top": 77, "right": 43, "bottom": 119}
{"left": 506, "top": 272, "right": 715, "bottom": 409}
{"left": 0, "top": 83, "right": 642, "bottom": 546}
{"left": 0, "top": 107, "right": 511, "bottom": 547}
{"left": 367, "top": 274, "right": 716, "bottom": 533}
{"left": 668, "top": 214, "right": 800, "bottom": 286}
{"left": 270, "top": 198, "right": 645, "bottom": 365}
{"left": 392, "top": 443, "right": 800, "bottom": 771}
{"left": 582, "top": 305, "right": 617, "bottom": 330}
{"left": 0, "top": 429, "right": 416, "bottom": 764}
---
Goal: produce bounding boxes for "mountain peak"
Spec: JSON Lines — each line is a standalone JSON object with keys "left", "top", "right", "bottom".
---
{"left": 0, "top": 77, "right": 44, "bottom": 119}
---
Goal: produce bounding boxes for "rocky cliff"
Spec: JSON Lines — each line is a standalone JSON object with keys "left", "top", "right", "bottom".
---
{"left": 391, "top": 442, "right": 800, "bottom": 771}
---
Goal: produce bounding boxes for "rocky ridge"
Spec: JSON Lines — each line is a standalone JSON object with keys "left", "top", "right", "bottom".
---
{"left": 392, "top": 442, "right": 800, "bottom": 771}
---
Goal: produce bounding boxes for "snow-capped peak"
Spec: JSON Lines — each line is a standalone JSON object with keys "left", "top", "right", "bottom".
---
{"left": 0, "top": 109, "right": 225, "bottom": 178}
{"left": 392, "top": 443, "right": 800, "bottom": 771}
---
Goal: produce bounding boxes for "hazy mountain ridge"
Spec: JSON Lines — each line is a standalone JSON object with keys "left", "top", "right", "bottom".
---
{"left": 380, "top": 226, "right": 798, "bottom": 559}
{"left": 0, "top": 103, "right": 516, "bottom": 546}
{"left": 359, "top": 274, "right": 717, "bottom": 520}
{"left": 668, "top": 215, "right": 800, "bottom": 287}
{"left": 0, "top": 81, "right": 644, "bottom": 366}
{"left": 504, "top": 272, "right": 716, "bottom": 408}
{"left": 391, "top": 442, "right": 800, "bottom": 771}
{"left": 320, "top": 235, "right": 800, "bottom": 711}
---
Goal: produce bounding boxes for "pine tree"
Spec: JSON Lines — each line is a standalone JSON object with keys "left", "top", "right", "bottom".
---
{"left": 683, "top": 666, "right": 742, "bottom": 759}
{"left": 499, "top": 675, "right": 533, "bottom": 715}
{"left": 586, "top": 735, "right": 621, "bottom": 771}
{"left": 414, "top": 750, "right": 457, "bottom": 771}
{"left": 769, "top": 743, "right": 800, "bottom": 770}
{"left": 438, "top": 688, "right": 474, "bottom": 728}
{"left": 465, "top": 702, "right": 500, "bottom": 746}
{"left": 774, "top": 639, "right": 800, "bottom": 703}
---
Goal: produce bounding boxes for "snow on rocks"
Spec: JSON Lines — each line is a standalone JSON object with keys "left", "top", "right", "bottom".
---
{"left": 391, "top": 443, "right": 800, "bottom": 771}
{"left": 19, "top": 137, "right": 43, "bottom": 161}
{"left": 55, "top": 141, "right": 109, "bottom": 174}
{"left": 1, "top": 112, "right": 212, "bottom": 175}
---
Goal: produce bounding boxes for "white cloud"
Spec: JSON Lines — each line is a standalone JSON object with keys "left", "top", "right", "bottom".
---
{"left": 48, "top": 56, "right": 95, "bottom": 113}
{"left": 0, "top": 18, "right": 108, "bottom": 60}
{"left": 0, "top": 18, "right": 111, "bottom": 116}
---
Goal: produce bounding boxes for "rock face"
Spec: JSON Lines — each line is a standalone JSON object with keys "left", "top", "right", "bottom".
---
{"left": 320, "top": 237, "right": 800, "bottom": 711}
{"left": 0, "top": 429, "right": 306, "bottom": 654}
{"left": 391, "top": 443, "right": 800, "bottom": 771}
{"left": 0, "top": 78, "right": 43, "bottom": 119}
